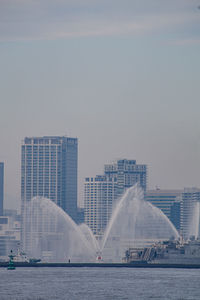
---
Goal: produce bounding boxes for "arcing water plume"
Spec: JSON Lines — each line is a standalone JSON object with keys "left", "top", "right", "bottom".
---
{"left": 101, "top": 184, "right": 179, "bottom": 261}
{"left": 79, "top": 223, "right": 100, "bottom": 253}
{"left": 24, "top": 197, "right": 97, "bottom": 262}
{"left": 24, "top": 185, "right": 180, "bottom": 262}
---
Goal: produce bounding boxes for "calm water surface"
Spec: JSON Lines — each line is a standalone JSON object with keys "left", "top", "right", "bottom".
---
{"left": 0, "top": 267, "right": 199, "bottom": 300}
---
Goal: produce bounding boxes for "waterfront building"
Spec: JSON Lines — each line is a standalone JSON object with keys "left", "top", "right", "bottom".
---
{"left": 180, "top": 188, "right": 200, "bottom": 239}
{"left": 104, "top": 159, "right": 147, "bottom": 197}
{"left": 21, "top": 136, "right": 78, "bottom": 251}
{"left": 146, "top": 188, "right": 200, "bottom": 237}
{"left": 21, "top": 136, "right": 78, "bottom": 219}
{"left": 84, "top": 175, "right": 118, "bottom": 237}
{"left": 3, "top": 209, "right": 21, "bottom": 222}
{"left": 145, "top": 189, "right": 182, "bottom": 221}
{"left": 0, "top": 216, "right": 20, "bottom": 260}
{"left": 0, "top": 163, "right": 4, "bottom": 216}
{"left": 170, "top": 197, "right": 181, "bottom": 232}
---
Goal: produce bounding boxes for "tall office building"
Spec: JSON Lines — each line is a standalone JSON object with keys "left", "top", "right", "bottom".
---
{"left": 105, "top": 159, "right": 147, "bottom": 197}
{"left": 21, "top": 136, "right": 78, "bottom": 220}
{"left": 21, "top": 136, "right": 78, "bottom": 253}
{"left": 84, "top": 175, "right": 118, "bottom": 236}
{"left": 0, "top": 163, "right": 4, "bottom": 216}
{"left": 180, "top": 188, "right": 200, "bottom": 239}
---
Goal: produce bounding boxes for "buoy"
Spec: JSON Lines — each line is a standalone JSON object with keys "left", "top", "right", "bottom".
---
{"left": 7, "top": 250, "right": 16, "bottom": 270}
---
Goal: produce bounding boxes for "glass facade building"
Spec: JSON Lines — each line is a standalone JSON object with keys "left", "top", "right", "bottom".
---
{"left": 146, "top": 188, "right": 200, "bottom": 237}
{"left": 170, "top": 199, "right": 181, "bottom": 232}
{"left": 21, "top": 136, "right": 78, "bottom": 218}
{"left": 145, "top": 189, "right": 182, "bottom": 220}
{"left": 21, "top": 136, "right": 78, "bottom": 251}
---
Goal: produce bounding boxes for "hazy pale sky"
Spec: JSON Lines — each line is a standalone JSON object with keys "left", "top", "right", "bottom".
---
{"left": 0, "top": 0, "right": 200, "bottom": 209}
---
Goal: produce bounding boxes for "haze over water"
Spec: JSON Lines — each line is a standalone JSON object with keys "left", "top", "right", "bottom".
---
{"left": 0, "top": 267, "right": 200, "bottom": 300}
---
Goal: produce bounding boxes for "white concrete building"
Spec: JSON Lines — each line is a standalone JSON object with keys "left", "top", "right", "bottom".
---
{"left": 84, "top": 175, "right": 118, "bottom": 237}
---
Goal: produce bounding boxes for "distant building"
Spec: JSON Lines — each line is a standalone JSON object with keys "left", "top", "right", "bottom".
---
{"left": 145, "top": 189, "right": 182, "bottom": 221}
{"left": 105, "top": 159, "right": 147, "bottom": 197}
{"left": 146, "top": 188, "right": 200, "bottom": 238}
{"left": 170, "top": 198, "right": 181, "bottom": 232}
{"left": 84, "top": 159, "right": 147, "bottom": 236}
{"left": 21, "top": 136, "right": 78, "bottom": 220}
{"left": 21, "top": 136, "right": 78, "bottom": 252}
{"left": 180, "top": 188, "right": 200, "bottom": 239}
{"left": 4, "top": 209, "right": 21, "bottom": 223}
{"left": 76, "top": 207, "right": 84, "bottom": 224}
{"left": 84, "top": 175, "right": 118, "bottom": 237}
{"left": 0, "top": 216, "right": 20, "bottom": 260}
{"left": 0, "top": 163, "right": 4, "bottom": 216}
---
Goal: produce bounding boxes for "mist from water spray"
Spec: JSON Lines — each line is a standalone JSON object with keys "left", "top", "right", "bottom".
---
{"left": 79, "top": 223, "right": 100, "bottom": 253}
{"left": 25, "top": 185, "right": 180, "bottom": 262}
{"left": 101, "top": 185, "right": 143, "bottom": 251}
{"left": 25, "top": 197, "right": 97, "bottom": 262}
{"left": 100, "top": 184, "right": 179, "bottom": 261}
{"left": 189, "top": 201, "right": 200, "bottom": 239}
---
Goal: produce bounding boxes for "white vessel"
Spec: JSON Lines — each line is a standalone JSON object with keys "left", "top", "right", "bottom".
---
{"left": 124, "top": 238, "right": 200, "bottom": 265}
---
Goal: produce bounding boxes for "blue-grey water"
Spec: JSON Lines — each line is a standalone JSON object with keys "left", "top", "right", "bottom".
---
{"left": 0, "top": 267, "right": 199, "bottom": 300}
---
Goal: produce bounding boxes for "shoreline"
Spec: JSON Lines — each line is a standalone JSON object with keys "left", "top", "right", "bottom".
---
{"left": 1, "top": 262, "right": 200, "bottom": 269}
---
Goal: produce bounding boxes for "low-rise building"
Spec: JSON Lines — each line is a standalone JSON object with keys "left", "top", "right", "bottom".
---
{"left": 145, "top": 189, "right": 182, "bottom": 222}
{"left": 0, "top": 216, "right": 21, "bottom": 261}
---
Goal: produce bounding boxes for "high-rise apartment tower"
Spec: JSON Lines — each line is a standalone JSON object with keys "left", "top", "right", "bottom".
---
{"left": 84, "top": 175, "right": 118, "bottom": 236}
{"left": 105, "top": 159, "right": 147, "bottom": 197}
{"left": 84, "top": 159, "right": 147, "bottom": 236}
{"left": 21, "top": 136, "right": 78, "bottom": 220}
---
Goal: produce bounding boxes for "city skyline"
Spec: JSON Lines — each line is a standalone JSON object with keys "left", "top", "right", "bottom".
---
{"left": 0, "top": 0, "right": 200, "bottom": 209}
{"left": 1, "top": 2, "right": 200, "bottom": 297}
{"left": 1, "top": 130, "right": 200, "bottom": 210}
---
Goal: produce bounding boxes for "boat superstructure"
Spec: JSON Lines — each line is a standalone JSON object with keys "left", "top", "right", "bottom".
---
{"left": 124, "top": 238, "right": 200, "bottom": 265}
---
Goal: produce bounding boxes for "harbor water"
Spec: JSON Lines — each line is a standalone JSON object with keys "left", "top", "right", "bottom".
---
{"left": 0, "top": 267, "right": 200, "bottom": 299}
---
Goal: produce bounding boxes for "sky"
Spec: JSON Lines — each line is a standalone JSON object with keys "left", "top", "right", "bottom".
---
{"left": 0, "top": 0, "right": 200, "bottom": 209}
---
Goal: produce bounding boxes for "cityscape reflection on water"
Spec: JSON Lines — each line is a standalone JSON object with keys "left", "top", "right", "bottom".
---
{"left": 0, "top": 267, "right": 199, "bottom": 300}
